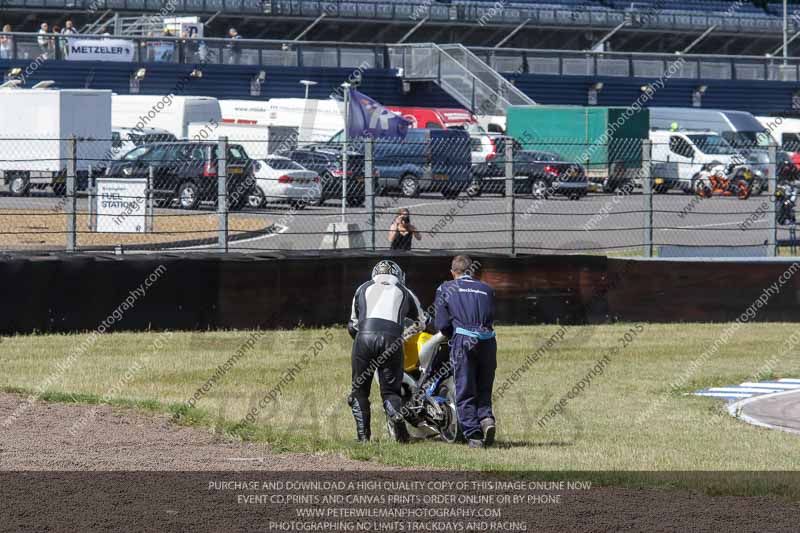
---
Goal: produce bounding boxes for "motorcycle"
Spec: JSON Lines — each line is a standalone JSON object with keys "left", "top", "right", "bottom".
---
{"left": 693, "top": 162, "right": 756, "bottom": 200}
{"left": 776, "top": 182, "right": 797, "bottom": 226}
{"left": 379, "top": 330, "right": 462, "bottom": 443}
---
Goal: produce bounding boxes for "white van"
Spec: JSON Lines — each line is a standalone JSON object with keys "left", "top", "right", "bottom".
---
{"left": 186, "top": 121, "right": 298, "bottom": 160}
{"left": 757, "top": 116, "right": 800, "bottom": 153}
{"left": 112, "top": 95, "right": 222, "bottom": 139}
{"left": 650, "top": 129, "right": 740, "bottom": 192}
{"left": 220, "top": 98, "right": 344, "bottom": 143}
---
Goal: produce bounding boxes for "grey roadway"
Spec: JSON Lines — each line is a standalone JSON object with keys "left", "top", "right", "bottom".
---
{"left": 736, "top": 389, "right": 800, "bottom": 434}
{"left": 0, "top": 189, "right": 788, "bottom": 255}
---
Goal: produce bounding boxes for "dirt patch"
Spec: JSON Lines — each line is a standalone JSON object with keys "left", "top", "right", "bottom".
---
{"left": 0, "top": 210, "right": 270, "bottom": 250}
{"left": 0, "top": 393, "right": 382, "bottom": 471}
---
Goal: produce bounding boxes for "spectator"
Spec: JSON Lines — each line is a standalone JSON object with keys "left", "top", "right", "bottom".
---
{"left": 226, "top": 27, "right": 241, "bottom": 65}
{"left": 37, "top": 22, "right": 50, "bottom": 59}
{"left": 388, "top": 208, "right": 421, "bottom": 250}
{"left": 61, "top": 19, "right": 78, "bottom": 36}
{"left": 60, "top": 19, "right": 77, "bottom": 58}
{"left": 51, "top": 25, "right": 62, "bottom": 58}
{"left": 0, "top": 25, "right": 13, "bottom": 60}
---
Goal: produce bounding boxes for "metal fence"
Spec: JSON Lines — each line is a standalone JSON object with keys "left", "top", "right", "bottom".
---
{"left": 0, "top": 133, "right": 796, "bottom": 257}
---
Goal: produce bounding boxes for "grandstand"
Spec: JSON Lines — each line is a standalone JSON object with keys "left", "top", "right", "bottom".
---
{"left": 2, "top": 0, "right": 800, "bottom": 115}
{"left": 0, "top": 0, "right": 799, "bottom": 53}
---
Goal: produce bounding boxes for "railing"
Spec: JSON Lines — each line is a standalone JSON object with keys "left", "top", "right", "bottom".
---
{"left": 389, "top": 43, "right": 534, "bottom": 115}
{"left": 0, "top": 0, "right": 788, "bottom": 34}
{"left": 3, "top": 32, "right": 800, "bottom": 83}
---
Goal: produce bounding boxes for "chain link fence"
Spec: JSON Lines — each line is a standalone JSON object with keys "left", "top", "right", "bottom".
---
{"left": 0, "top": 133, "right": 796, "bottom": 257}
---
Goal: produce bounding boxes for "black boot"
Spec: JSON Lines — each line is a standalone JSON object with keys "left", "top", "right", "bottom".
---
{"left": 348, "top": 394, "right": 371, "bottom": 442}
{"left": 383, "top": 400, "right": 410, "bottom": 443}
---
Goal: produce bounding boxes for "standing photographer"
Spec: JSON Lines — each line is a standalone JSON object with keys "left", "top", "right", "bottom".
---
{"left": 388, "top": 208, "right": 421, "bottom": 250}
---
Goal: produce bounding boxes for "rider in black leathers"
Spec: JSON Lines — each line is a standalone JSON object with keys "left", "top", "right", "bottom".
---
{"left": 348, "top": 260, "right": 426, "bottom": 442}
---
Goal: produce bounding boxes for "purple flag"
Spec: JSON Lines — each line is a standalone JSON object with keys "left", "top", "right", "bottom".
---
{"left": 346, "top": 88, "right": 411, "bottom": 139}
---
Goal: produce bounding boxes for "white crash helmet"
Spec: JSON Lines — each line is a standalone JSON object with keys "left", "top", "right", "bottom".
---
{"left": 372, "top": 260, "right": 404, "bottom": 283}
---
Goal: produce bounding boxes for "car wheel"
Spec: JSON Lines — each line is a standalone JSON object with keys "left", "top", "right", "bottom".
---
{"left": 400, "top": 175, "right": 420, "bottom": 198}
{"left": 601, "top": 178, "right": 617, "bottom": 193}
{"left": 9, "top": 174, "right": 29, "bottom": 197}
{"left": 466, "top": 180, "right": 482, "bottom": 198}
{"left": 52, "top": 184, "right": 66, "bottom": 197}
{"left": 247, "top": 186, "right": 265, "bottom": 208}
{"left": 346, "top": 196, "right": 364, "bottom": 208}
{"left": 290, "top": 199, "right": 307, "bottom": 210}
{"left": 531, "top": 178, "right": 549, "bottom": 200}
{"left": 177, "top": 181, "right": 200, "bottom": 210}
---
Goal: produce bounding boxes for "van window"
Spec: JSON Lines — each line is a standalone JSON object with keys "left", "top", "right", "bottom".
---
{"left": 669, "top": 136, "right": 695, "bottom": 158}
{"left": 782, "top": 133, "right": 800, "bottom": 152}
{"left": 686, "top": 134, "right": 736, "bottom": 155}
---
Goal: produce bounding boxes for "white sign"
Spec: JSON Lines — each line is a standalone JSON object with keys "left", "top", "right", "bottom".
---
{"left": 96, "top": 178, "right": 147, "bottom": 233}
{"left": 66, "top": 38, "right": 135, "bottom": 62}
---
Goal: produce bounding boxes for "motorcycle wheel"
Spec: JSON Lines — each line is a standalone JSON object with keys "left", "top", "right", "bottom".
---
{"left": 437, "top": 381, "right": 465, "bottom": 444}
{"left": 736, "top": 180, "right": 751, "bottom": 200}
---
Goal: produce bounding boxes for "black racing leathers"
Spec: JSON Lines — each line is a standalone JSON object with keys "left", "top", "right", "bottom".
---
{"left": 347, "top": 274, "right": 425, "bottom": 441}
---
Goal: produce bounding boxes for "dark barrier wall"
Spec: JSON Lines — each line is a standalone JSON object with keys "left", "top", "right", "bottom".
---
{"left": 0, "top": 253, "right": 798, "bottom": 334}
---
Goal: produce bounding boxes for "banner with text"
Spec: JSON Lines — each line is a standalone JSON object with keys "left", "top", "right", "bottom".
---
{"left": 66, "top": 38, "right": 135, "bottom": 62}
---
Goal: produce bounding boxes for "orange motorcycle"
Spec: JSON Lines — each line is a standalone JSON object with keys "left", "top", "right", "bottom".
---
{"left": 692, "top": 163, "right": 752, "bottom": 200}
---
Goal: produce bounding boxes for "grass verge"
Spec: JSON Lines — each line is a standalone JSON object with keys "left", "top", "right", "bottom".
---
{"left": 2, "top": 324, "right": 800, "bottom": 495}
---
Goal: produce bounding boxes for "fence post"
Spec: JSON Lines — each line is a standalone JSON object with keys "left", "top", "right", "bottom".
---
{"left": 642, "top": 139, "right": 653, "bottom": 257}
{"left": 66, "top": 136, "right": 77, "bottom": 253}
{"left": 504, "top": 138, "right": 515, "bottom": 256}
{"left": 768, "top": 142, "right": 778, "bottom": 257}
{"left": 217, "top": 136, "right": 228, "bottom": 253}
{"left": 147, "top": 165, "right": 155, "bottom": 233}
{"left": 365, "top": 137, "right": 375, "bottom": 251}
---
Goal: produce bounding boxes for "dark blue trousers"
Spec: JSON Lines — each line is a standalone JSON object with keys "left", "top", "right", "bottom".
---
{"left": 450, "top": 335, "right": 497, "bottom": 440}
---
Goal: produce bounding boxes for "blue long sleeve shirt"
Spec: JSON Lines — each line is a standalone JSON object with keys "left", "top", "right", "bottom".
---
{"left": 434, "top": 275, "right": 495, "bottom": 337}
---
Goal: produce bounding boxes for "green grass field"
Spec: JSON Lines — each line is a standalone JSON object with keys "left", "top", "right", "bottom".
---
{"left": 2, "top": 324, "right": 800, "bottom": 488}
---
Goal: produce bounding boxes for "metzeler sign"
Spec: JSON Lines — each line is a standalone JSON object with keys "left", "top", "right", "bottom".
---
{"left": 66, "top": 39, "right": 135, "bottom": 62}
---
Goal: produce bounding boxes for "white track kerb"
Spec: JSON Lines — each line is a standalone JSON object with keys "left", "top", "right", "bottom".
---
{"left": 727, "top": 388, "right": 800, "bottom": 436}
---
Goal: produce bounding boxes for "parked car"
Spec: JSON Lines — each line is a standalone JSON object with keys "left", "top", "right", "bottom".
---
{"left": 277, "top": 146, "right": 365, "bottom": 206}
{"left": 473, "top": 137, "right": 588, "bottom": 199}
{"left": 372, "top": 128, "right": 472, "bottom": 198}
{"left": 247, "top": 155, "right": 321, "bottom": 209}
{"left": 106, "top": 142, "right": 254, "bottom": 210}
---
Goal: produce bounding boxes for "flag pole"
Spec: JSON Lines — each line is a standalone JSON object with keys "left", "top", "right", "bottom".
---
{"left": 341, "top": 83, "right": 350, "bottom": 224}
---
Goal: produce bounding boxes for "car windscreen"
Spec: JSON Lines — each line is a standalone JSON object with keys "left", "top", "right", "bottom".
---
{"left": 687, "top": 135, "right": 737, "bottom": 155}
{"left": 122, "top": 146, "right": 150, "bottom": 161}
{"left": 266, "top": 158, "right": 304, "bottom": 170}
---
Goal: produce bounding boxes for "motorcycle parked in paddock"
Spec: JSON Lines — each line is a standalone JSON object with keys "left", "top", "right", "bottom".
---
{"left": 378, "top": 330, "right": 462, "bottom": 443}
{"left": 692, "top": 162, "right": 763, "bottom": 200}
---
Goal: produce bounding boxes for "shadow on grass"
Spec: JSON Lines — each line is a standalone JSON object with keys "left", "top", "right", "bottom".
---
{"left": 493, "top": 440, "right": 575, "bottom": 449}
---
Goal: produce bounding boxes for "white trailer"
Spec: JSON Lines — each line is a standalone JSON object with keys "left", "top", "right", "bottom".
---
{"left": 220, "top": 98, "right": 343, "bottom": 143}
{"left": 112, "top": 94, "right": 222, "bottom": 139}
{"left": 0, "top": 88, "right": 112, "bottom": 196}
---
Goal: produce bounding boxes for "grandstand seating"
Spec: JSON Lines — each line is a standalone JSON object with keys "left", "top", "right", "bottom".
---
{"left": 1, "top": 54, "right": 797, "bottom": 115}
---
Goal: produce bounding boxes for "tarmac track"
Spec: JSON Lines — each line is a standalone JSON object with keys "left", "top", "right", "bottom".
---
{"left": 735, "top": 389, "right": 800, "bottom": 435}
